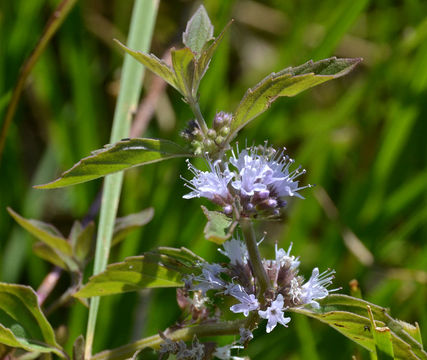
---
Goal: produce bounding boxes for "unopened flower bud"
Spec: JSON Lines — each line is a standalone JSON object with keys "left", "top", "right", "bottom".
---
{"left": 220, "top": 126, "right": 230, "bottom": 136}
{"left": 214, "top": 111, "right": 232, "bottom": 129}
{"left": 215, "top": 135, "right": 225, "bottom": 144}
{"left": 266, "top": 198, "right": 278, "bottom": 208}
{"left": 204, "top": 138, "right": 215, "bottom": 150}
{"left": 223, "top": 204, "right": 233, "bottom": 215}
{"left": 207, "top": 129, "right": 217, "bottom": 139}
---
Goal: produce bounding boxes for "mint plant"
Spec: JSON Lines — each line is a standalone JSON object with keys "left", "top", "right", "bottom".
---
{"left": 2, "top": 5, "right": 426, "bottom": 360}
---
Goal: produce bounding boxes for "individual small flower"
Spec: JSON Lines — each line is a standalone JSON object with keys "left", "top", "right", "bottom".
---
{"left": 226, "top": 284, "right": 259, "bottom": 317}
{"left": 275, "top": 242, "right": 300, "bottom": 270}
{"left": 213, "top": 344, "right": 245, "bottom": 360}
{"left": 238, "top": 327, "right": 253, "bottom": 344}
{"left": 191, "top": 263, "right": 226, "bottom": 294}
{"left": 182, "top": 159, "right": 233, "bottom": 210}
{"left": 213, "top": 111, "right": 233, "bottom": 130}
{"left": 229, "top": 145, "right": 309, "bottom": 200}
{"left": 218, "top": 238, "right": 249, "bottom": 265}
{"left": 258, "top": 294, "right": 291, "bottom": 333}
{"left": 300, "top": 267, "right": 336, "bottom": 309}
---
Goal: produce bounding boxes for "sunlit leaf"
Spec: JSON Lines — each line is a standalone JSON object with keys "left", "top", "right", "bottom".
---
{"left": 202, "top": 206, "right": 237, "bottom": 244}
{"left": 229, "top": 57, "right": 362, "bottom": 140}
{"left": 7, "top": 208, "right": 72, "bottom": 256}
{"left": 0, "top": 283, "right": 64, "bottom": 356}
{"left": 182, "top": 5, "right": 214, "bottom": 58}
{"left": 74, "top": 253, "right": 186, "bottom": 298}
{"left": 112, "top": 208, "right": 154, "bottom": 246}
{"left": 114, "top": 40, "right": 179, "bottom": 91}
{"left": 292, "top": 295, "right": 427, "bottom": 360}
{"left": 171, "top": 47, "right": 195, "bottom": 97}
{"left": 35, "top": 138, "right": 192, "bottom": 189}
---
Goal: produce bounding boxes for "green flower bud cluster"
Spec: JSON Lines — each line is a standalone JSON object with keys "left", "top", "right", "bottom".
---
{"left": 181, "top": 112, "right": 233, "bottom": 155}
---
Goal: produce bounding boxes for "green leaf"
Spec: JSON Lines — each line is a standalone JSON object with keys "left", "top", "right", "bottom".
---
{"left": 171, "top": 47, "right": 195, "bottom": 97}
{"left": 182, "top": 5, "right": 214, "bottom": 58}
{"left": 74, "top": 253, "right": 186, "bottom": 298}
{"left": 33, "top": 242, "right": 73, "bottom": 271}
{"left": 155, "top": 246, "right": 204, "bottom": 268}
{"left": 72, "top": 335, "right": 85, "bottom": 360}
{"left": 7, "top": 208, "right": 72, "bottom": 256}
{"left": 114, "top": 39, "right": 179, "bottom": 91}
{"left": 112, "top": 208, "right": 154, "bottom": 246}
{"left": 368, "top": 306, "right": 395, "bottom": 359}
{"left": 229, "top": 57, "right": 362, "bottom": 140}
{"left": 292, "top": 295, "right": 427, "bottom": 360}
{"left": 201, "top": 206, "right": 237, "bottom": 244}
{"left": 71, "top": 221, "right": 95, "bottom": 264}
{"left": 193, "top": 20, "right": 232, "bottom": 94}
{"left": 35, "top": 138, "right": 192, "bottom": 189}
{"left": 0, "top": 283, "right": 63, "bottom": 356}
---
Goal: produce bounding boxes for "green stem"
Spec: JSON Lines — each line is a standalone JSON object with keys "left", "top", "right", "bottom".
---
{"left": 84, "top": 1, "right": 159, "bottom": 358}
{"left": 91, "top": 320, "right": 246, "bottom": 360}
{"left": 239, "top": 218, "right": 270, "bottom": 299}
{"left": 0, "top": 0, "right": 78, "bottom": 163}
{"left": 188, "top": 97, "right": 209, "bottom": 135}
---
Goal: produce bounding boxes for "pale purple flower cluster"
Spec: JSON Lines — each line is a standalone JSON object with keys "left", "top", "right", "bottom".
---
{"left": 182, "top": 144, "right": 312, "bottom": 216}
{"left": 185, "top": 238, "right": 336, "bottom": 334}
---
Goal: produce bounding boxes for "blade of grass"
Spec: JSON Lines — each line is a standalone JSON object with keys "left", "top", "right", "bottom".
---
{"left": 0, "top": 0, "right": 78, "bottom": 163}
{"left": 84, "top": 0, "right": 159, "bottom": 358}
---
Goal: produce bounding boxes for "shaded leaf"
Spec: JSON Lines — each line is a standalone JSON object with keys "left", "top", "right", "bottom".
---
{"left": 229, "top": 57, "right": 362, "bottom": 140}
{"left": 202, "top": 206, "right": 237, "bottom": 244}
{"left": 193, "top": 20, "right": 232, "bottom": 94}
{"left": 292, "top": 294, "right": 426, "bottom": 360}
{"left": 171, "top": 48, "right": 195, "bottom": 97}
{"left": 0, "top": 283, "right": 63, "bottom": 356}
{"left": 112, "top": 208, "right": 154, "bottom": 246}
{"left": 33, "top": 242, "right": 77, "bottom": 271}
{"left": 156, "top": 246, "right": 204, "bottom": 268}
{"left": 72, "top": 221, "right": 95, "bottom": 264}
{"left": 114, "top": 40, "right": 179, "bottom": 91}
{"left": 182, "top": 5, "right": 214, "bottom": 58}
{"left": 72, "top": 335, "right": 85, "bottom": 360}
{"left": 35, "top": 138, "right": 192, "bottom": 189}
{"left": 74, "top": 253, "right": 186, "bottom": 298}
{"left": 7, "top": 208, "right": 72, "bottom": 256}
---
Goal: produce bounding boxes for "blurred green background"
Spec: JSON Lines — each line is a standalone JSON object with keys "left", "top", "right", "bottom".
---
{"left": 1, "top": 0, "right": 426, "bottom": 358}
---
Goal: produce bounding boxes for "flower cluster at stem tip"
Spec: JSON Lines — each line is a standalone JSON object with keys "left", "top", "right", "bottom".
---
{"left": 184, "top": 238, "right": 337, "bottom": 335}
{"left": 182, "top": 132, "right": 313, "bottom": 218}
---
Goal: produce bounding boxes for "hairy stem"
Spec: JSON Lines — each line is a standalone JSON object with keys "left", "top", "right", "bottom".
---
{"left": 91, "top": 319, "right": 246, "bottom": 360}
{"left": 188, "top": 97, "right": 209, "bottom": 135}
{"left": 239, "top": 218, "right": 270, "bottom": 299}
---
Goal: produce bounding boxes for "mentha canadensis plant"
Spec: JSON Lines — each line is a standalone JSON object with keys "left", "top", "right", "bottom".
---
{"left": 4, "top": 4, "right": 426, "bottom": 360}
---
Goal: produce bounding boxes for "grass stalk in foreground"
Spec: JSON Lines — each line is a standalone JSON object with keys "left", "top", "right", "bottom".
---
{"left": 84, "top": 1, "right": 159, "bottom": 358}
{"left": 0, "top": 0, "right": 78, "bottom": 163}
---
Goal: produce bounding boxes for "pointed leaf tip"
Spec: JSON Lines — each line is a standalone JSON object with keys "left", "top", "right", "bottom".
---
{"left": 0, "top": 283, "right": 63, "bottom": 356}
{"left": 229, "top": 57, "right": 362, "bottom": 140}
{"left": 183, "top": 5, "right": 214, "bottom": 57}
{"left": 34, "top": 138, "right": 192, "bottom": 189}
